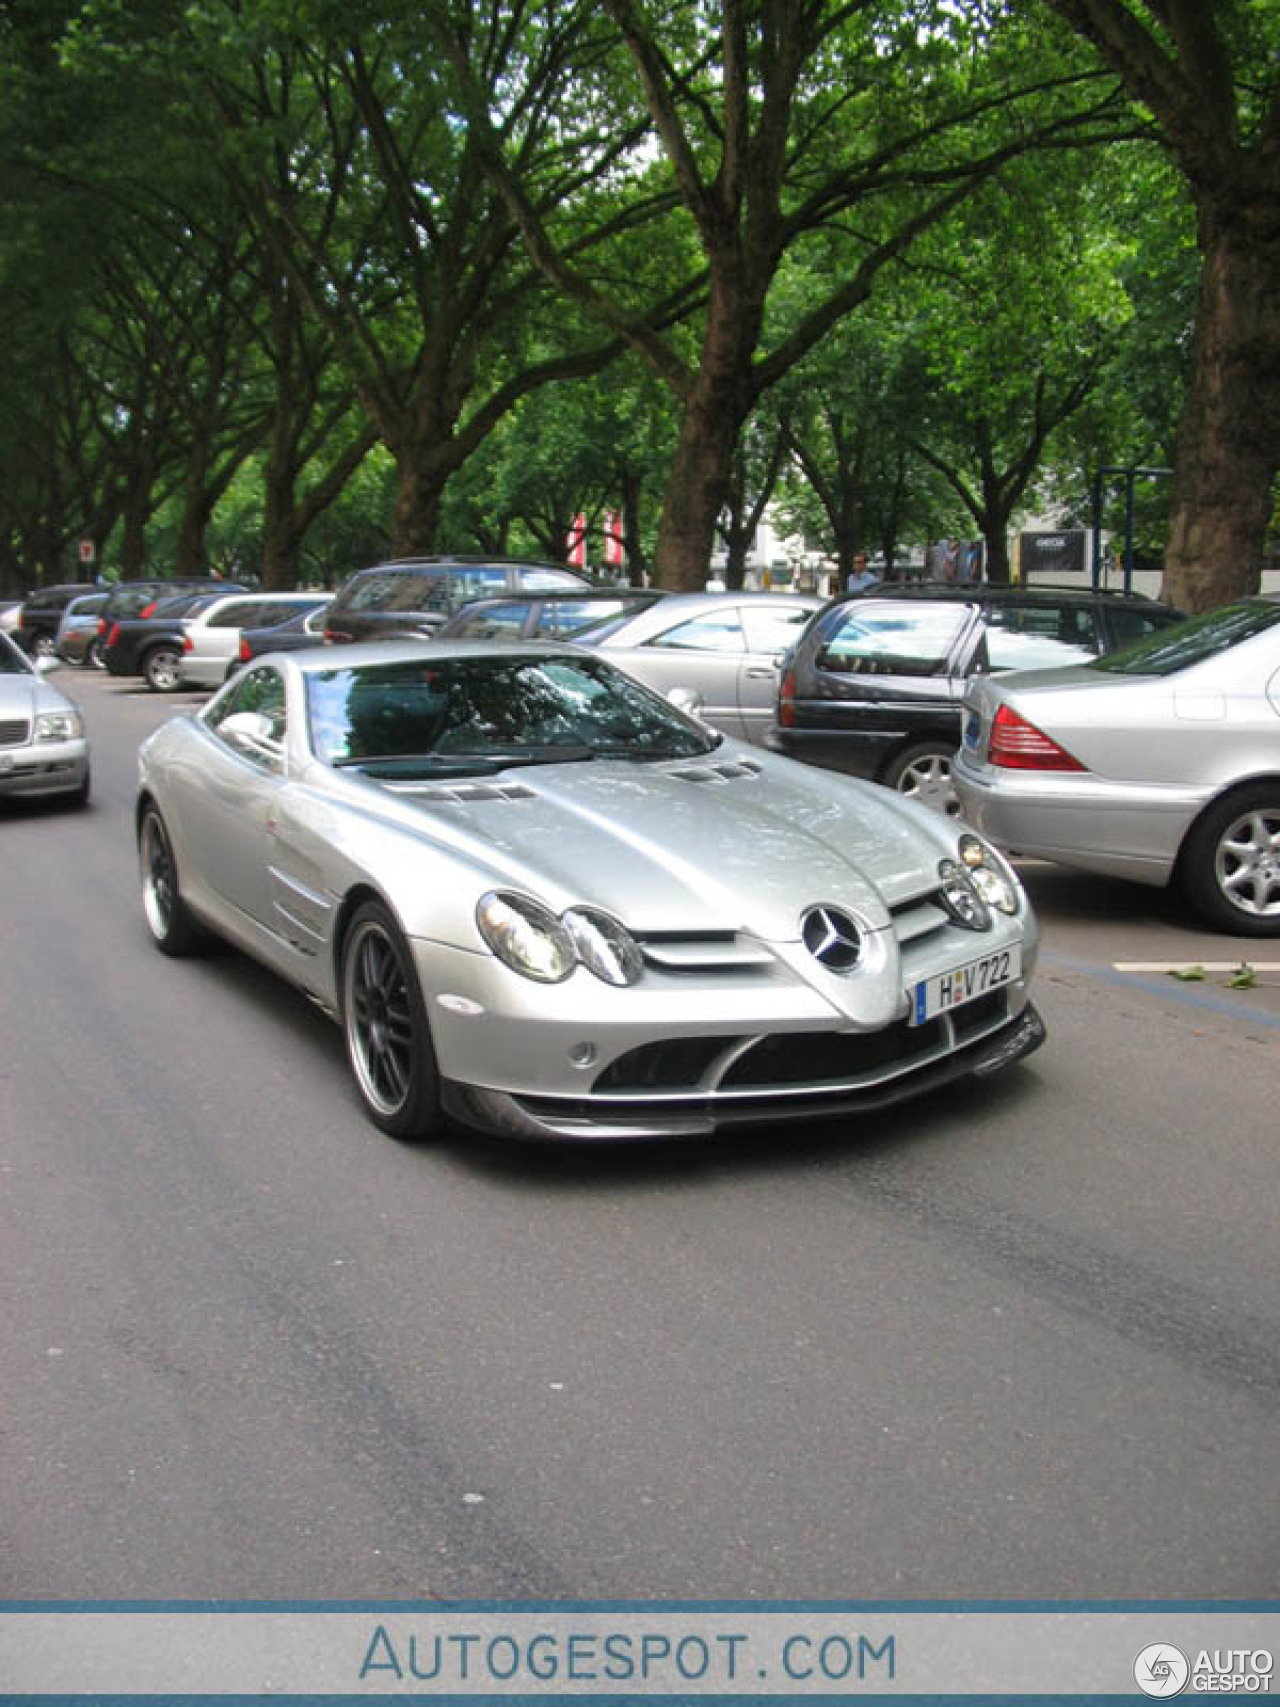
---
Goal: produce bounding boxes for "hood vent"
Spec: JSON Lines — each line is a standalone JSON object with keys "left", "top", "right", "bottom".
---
{"left": 385, "top": 779, "right": 537, "bottom": 804}
{"left": 666, "top": 757, "right": 762, "bottom": 785}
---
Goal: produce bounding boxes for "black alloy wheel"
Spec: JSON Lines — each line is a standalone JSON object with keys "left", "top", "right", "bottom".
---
{"left": 138, "top": 806, "right": 205, "bottom": 955}
{"left": 341, "top": 901, "right": 444, "bottom": 1140}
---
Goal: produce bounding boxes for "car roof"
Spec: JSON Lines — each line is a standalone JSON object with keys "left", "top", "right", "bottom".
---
{"left": 832, "top": 581, "right": 1181, "bottom": 611}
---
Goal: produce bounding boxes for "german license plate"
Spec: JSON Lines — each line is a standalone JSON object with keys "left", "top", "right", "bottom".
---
{"left": 912, "top": 945, "right": 1021, "bottom": 1025}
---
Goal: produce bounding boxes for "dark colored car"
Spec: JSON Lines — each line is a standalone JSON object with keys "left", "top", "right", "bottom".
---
{"left": 14, "top": 583, "right": 97, "bottom": 656}
{"left": 102, "top": 591, "right": 228, "bottom": 691}
{"left": 323, "top": 557, "right": 594, "bottom": 644}
{"left": 768, "top": 583, "right": 1186, "bottom": 812}
{"left": 224, "top": 598, "right": 333, "bottom": 680}
{"left": 432, "top": 587, "right": 666, "bottom": 642}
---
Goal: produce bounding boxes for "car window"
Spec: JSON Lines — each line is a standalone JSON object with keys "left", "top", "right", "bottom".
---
{"left": 646, "top": 609, "right": 746, "bottom": 653}
{"left": 448, "top": 601, "right": 532, "bottom": 640}
{"left": 981, "top": 601, "right": 1099, "bottom": 671}
{"left": 207, "top": 665, "right": 288, "bottom": 748}
{"left": 739, "top": 603, "right": 815, "bottom": 656}
{"left": 1091, "top": 600, "right": 1280, "bottom": 676}
{"left": 535, "top": 598, "right": 643, "bottom": 638}
{"left": 815, "top": 601, "right": 973, "bottom": 676}
{"left": 516, "top": 569, "right": 592, "bottom": 592}
{"left": 207, "top": 600, "right": 274, "bottom": 628}
{"left": 1106, "top": 605, "right": 1179, "bottom": 647}
{"left": 337, "top": 571, "right": 447, "bottom": 614}
{"left": 306, "top": 654, "right": 715, "bottom": 769}
{"left": 0, "top": 632, "right": 34, "bottom": 674}
{"left": 446, "top": 567, "right": 513, "bottom": 609}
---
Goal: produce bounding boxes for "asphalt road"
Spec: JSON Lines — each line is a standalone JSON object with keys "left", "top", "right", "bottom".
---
{"left": 3, "top": 668, "right": 1278, "bottom": 1600}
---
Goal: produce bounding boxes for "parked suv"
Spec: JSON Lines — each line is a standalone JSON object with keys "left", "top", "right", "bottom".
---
{"left": 323, "top": 557, "right": 594, "bottom": 643}
{"left": 768, "top": 583, "right": 1185, "bottom": 812}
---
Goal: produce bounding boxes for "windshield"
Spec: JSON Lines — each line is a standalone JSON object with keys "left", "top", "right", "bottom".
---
{"left": 306, "top": 653, "right": 720, "bottom": 775}
{"left": 1088, "top": 600, "right": 1280, "bottom": 677}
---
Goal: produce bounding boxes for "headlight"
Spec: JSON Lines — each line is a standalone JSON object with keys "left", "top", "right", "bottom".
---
{"left": 477, "top": 893, "right": 644, "bottom": 986}
{"left": 957, "top": 831, "right": 1020, "bottom": 915}
{"left": 937, "top": 858, "right": 992, "bottom": 931}
{"left": 34, "top": 710, "right": 83, "bottom": 742}
{"left": 476, "top": 892, "right": 575, "bottom": 983}
{"left": 562, "top": 906, "right": 643, "bottom": 987}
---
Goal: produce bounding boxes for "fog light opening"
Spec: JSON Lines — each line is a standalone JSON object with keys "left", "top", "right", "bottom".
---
{"left": 567, "top": 1042, "right": 598, "bottom": 1070}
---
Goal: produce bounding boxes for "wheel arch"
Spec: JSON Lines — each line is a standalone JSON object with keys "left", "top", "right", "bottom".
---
{"left": 331, "top": 882, "right": 409, "bottom": 1007}
{"left": 1172, "top": 771, "right": 1280, "bottom": 883}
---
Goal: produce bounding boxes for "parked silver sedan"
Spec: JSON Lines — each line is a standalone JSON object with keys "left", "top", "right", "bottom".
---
{"left": 954, "top": 597, "right": 1280, "bottom": 935}
{"left": 579, "top": 590, "right": 821, "bottom": 744}
{"left": 136, "top": 641, "right": 1044, "bottom": 1142}
{"left": 0, "top": 631, "right": 90, "bottom": 804}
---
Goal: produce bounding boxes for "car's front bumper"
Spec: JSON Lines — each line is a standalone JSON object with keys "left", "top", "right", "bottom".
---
{"left": 0, "top": 738, "right": 88, "bottom": 799}
{"left": 441, "top": 1000, "right": 1046, "bottom": 1140}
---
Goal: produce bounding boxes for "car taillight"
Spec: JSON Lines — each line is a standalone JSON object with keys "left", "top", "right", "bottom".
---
{"left": 182, "top": 632, "right": 193, "bottom": 651}
{"left": 107, "top": 623, "right": 121, "bottom": 647}
{"left": 239, "top": 636, "right": 252, "bottom": 661}
{"left": 323, "top": 627, "right": 352, "bottom": 643}
{"left": 140, "top": 600, "right": 157, "bottom": 618}
{"left": 97, "top": 616, "right": 107, "bottom": 636}
{"left": 988, "top": 704, "right": 1084, "bottom": 771}
{"left": 778, "top": 665, "right": 797, "bottom": 728}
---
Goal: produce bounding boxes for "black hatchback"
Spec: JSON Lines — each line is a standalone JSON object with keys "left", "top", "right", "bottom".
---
{"left": 767, "top": 583, "right": 1185, "bottom": 812}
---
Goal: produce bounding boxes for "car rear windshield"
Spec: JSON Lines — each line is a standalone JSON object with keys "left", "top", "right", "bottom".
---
{"left": 1089, "top": 600, "right": 1280, "bottom": 676}
{"left": 812, "top": 599, "right": 975, "bottom": 677}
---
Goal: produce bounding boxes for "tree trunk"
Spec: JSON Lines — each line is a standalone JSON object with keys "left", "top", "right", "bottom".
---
{"left": 389, "top": 451, "right": 450, "bottom": 557}
{"left": 1162, "top": 218, "right": 1280, "bottom": 612}
{"left": 653, "top": 368, "right": 744, "bottom": 591}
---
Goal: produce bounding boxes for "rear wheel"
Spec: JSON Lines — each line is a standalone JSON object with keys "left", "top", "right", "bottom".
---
{"left": 85, "top": 638, "right": 104, "bottom": 670}
{"left": 341, "top": 901, "right": 444, "bottom": 1140}
{"left": 138, "top": 805, "right": 205, "bottom": 955}
{"left": 143, "top": 645, "right": 183, "bottom": 692}
{"left": 1180, "top": 786, "right": 1280, "bottom": 936}
{"left": 883, "top": 741, "right": 960, "bottom": 815}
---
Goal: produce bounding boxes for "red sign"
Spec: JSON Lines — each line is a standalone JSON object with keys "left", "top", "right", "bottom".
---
{"left": 566, "top": 513, "right": 587, "bottom": 567}
{"left": 78, "top": 538, "right": 96, "bottom": 564}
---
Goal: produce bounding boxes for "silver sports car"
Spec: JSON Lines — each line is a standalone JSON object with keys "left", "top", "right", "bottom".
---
{"left": 136, "top": 640, "right": 1044, "bottom": 1141}
{"left": 954, "top": 597, "right": 1280, "bottom": 935}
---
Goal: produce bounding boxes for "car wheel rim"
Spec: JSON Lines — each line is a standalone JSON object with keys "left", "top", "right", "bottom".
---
{"left": 896, "top": 754, "right": 959, "bottom": 816}
{"left": 141, "top": 817, "right": 175, "bottom": 937}
{"left": 1215, "top": 807, "right": 1280, "bottom": 919}
{"left": 149, "top": 652, "right": 180, "bottom": 689}
{"left": 346, "top": 923, "right": 415, "bottom": 1118}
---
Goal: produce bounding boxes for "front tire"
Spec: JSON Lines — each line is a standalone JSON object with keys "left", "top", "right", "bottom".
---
{"left": 883, "top": 741, "right": 960, "bottom": 816}
{"left": 143, "top": 645, "right": 183, "bottom": 692}
{"left": 1181, "top": 786, "right": 1280, "bottom": 936}
{"left": 341, "top": 901, "right": 444, "bottom": 1140}
{"left": 139, "top": 805, "right": 205, "bottom": 955}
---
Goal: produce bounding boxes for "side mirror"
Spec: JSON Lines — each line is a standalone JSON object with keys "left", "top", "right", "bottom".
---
{"left": 35, "top": 654, "right": 58, "bottom": 675}
{"left": 218, "top": 710, "right": 282, "bottom": 760}
{"left": 668, "top": 686, "right": 706, "bottom": 720}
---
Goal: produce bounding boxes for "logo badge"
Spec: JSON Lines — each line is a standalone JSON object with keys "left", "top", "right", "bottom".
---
{"left": 1134, "top": 1645, "right": 1190, "bottom": 1698}
{"left": 801, "top": 905, "right": 862, "bottom": 972}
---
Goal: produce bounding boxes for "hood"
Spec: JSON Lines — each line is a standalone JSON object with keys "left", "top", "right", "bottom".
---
{"left": 348, "top": 748, "right": 956, "bottom": 940}
{"left": 0, "top": 673, "right": 54, "bottom": 720}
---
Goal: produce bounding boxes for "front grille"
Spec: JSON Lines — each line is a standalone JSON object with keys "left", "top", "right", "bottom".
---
{"left": 723, "top": 1018, "right": 946, "bottom": 1086}
{"left": 0, "top": 718, "right": 30, "bottom": 747}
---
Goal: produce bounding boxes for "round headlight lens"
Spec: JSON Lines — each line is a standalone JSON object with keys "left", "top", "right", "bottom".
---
{"left": 937, "top": 858, "right": 992, "bottom": 931}
{"left": 957, "top": 832, "right": 1020, "bottom": 915}
{"left": 562, "top": 907, "right": 643, "bottom": 986}
{"left": 476, "top": 891, "right": 575, "bottom": 983}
